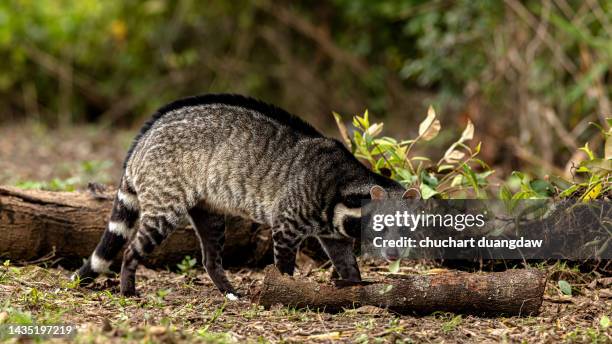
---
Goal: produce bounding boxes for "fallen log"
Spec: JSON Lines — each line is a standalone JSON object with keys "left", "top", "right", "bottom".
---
{"left": 0, "top": 186, "right": 272, "bottom": 268}
{"left": 255, "top": 265, "right": 547, "bottom": 316}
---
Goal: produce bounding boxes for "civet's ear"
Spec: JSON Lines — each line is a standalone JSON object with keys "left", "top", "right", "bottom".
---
{"left": 402, "top": 187, "right": 421, "bottom": 199}
{"left": 370, "top": 185, "right": 387, "bottom": 200}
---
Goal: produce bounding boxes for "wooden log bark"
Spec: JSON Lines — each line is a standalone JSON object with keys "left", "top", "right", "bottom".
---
{"left": 255, "top": 265, "right": 547, "bottom": 316}
{"left": 0, "top": 186, "right": 272, "bottom": 268}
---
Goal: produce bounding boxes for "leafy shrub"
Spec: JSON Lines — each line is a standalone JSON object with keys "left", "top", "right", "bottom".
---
{"left": 501, "top": 121, "right": 611, "bottom": 201}
{"left": 337, "top": 109, "right": 611, "bottom": 201}
{"left": 334, "top": 107, "right": 492, "bottom": 198}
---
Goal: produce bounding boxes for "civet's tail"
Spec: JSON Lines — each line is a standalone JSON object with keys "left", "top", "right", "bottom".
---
{"left": 73, "top": 180, "right": 139, "bottom": 284}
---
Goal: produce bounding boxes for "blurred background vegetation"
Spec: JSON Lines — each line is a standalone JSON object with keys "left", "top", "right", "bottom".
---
{"left": 0, "top": 0, "right": 610, "bottom": 186}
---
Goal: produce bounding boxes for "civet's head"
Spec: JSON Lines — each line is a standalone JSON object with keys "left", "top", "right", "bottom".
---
{"left": 333, "top": 176, "right": 420, "bottom": 261}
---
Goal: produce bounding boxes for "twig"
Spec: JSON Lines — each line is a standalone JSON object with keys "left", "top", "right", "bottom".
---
{"left": 504, "top": 0, "right": 577, "bottom": 75}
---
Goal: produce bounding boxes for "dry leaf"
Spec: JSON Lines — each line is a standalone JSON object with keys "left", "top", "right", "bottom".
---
{"left": 421, "top": 119, "right": 440, "bottom": 141}
{"left": 366, "top": 122, "right": 384, "bottom": 137}
{"left": 425, "top": 268, "right": 451, "bottom": 275}
{"left": 444, "top": 150, "right": 465, "bottom": 163}
{"left": 307, "top": 332, "right": 342, "bottom": 340}
{"left": 148, "top": 326, "right": 167, "bottom": 336}
{"left": 332, "top": 112, "right": 352, "bottom": 147}
{"left": 418, "top": 106, "right": 438, "bottom": 138}
{"left": 460, "top": 119, "right": 474, "bottom": 142}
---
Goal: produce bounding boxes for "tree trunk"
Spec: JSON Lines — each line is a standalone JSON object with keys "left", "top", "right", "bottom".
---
{"left": 255, "top": 265, "right": 546, "bottom": 316}
{"left": 0, "top": 186, "right": 272, "bottom": 268}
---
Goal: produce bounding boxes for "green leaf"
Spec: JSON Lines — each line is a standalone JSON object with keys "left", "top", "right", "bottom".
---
{"left": 511, "top": 171, "right": 526, "bottom": 181}
{"left": 530, "top": 180, "right": 554, "bottom": 196}
{"left": 600, "top": 315, "right": 610, "bottom": 329}
{"left": 582, "top": 182, "right": 602, "bottom": 201}
{"left": 388, "top": 259, "right": 401, "bottom": 274}
{"left": 499, "top": 185, "right": 512, "bottom": 201}
{"left": 558, "top": 280, "right": 572, "bottom": 296}
{"left": 450, "top": 175, "right": 463, "bottom": 187}
{"left": 373, "top": 137, "right": 397, "bottom": 146}
{"left": 474, "top": 142, "right": 482, "bottom": 154}
{"left": 576, "top": 166, "right": 591, "bottom": 173}
{"left": 420, "top": 183, "right": 438, "bottom": 199}
{"left": 476, "top": 171, "right": 494, "bottom": 185}
{"left": 374, "top": 158, "right": 386, "bottom": 171}
{"left": 421, "top": 172, "right": 439, "bottom": 187}
{"left": 558, "top": 184, "right": 579, "bottom": 198}
{"left": 470, "top": 158, "right": 490, "bottom": 170}
{"left": 462, "top": 164, "right": 480, "bottom": 196}
{"left": 370, "top": 145, "right": 391, "bottom": 155}
{"left": 580, "top": 159, "right": 612, "bottom": 172}
{"left": 579, "top": 143, "right": 595, "bottom": 160}
{"left": 396, "top": 169, "right": 414, "bottom": 184}
{"left": 548, "top": 175, "right": 572, "bottom": 190}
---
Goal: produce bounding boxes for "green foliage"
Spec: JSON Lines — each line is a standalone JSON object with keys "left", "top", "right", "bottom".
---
{"left": 437, "top": 313, "right": 462, "bottom": 333}
{"left": 600, "top": 315, "right": 609, "bottom": 330}
{"left": 147, "top": 288, "right": 172, "bottom": 308}
{"left": 503, "top": 121, "right": 612, "bottom": 201}
{"left": 387, "top": 259, "right": 401, "bottom": 274}
{"left": 558, "top": 280, "right": 572, "bottom": 296}
{"left": 177, "top": 255, "right": 197, "bottom": 274}
{"left": 13, "top": 160, "right": 112, "bottom": 191}
{"left": 0, "top": 307, "right": 34, "bottom": 325}
{"left": 14, "top": 177, "right": 79, "bottom": 191}
{"left": 195, "top": 328, "right": 234, "bottom": 344}
{"left": 334, "top": 107, "right": 492, "bottom": 198}
{"left": 332, "top": 0, "right": 610, "bottom": 131}
{"left": 0, "top": 0, "right": 266, "bottom": 124}
{"left": 565, "top": 326, "right": 610, "bottom": 344}
{"left": 0, "top": 0, "right": 607, "bottom": 154}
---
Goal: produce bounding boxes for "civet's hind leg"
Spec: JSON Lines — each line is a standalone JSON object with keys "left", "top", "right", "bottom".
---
{"left": 188, "top": 206, "right": 239, "bottom": 298}
{"left": 120, "top": 212, "right": 179, "bottom": 296}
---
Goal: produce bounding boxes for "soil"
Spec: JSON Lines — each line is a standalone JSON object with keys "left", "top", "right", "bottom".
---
{"left": 0, "top": 262, "right": 610, "bottom": 343}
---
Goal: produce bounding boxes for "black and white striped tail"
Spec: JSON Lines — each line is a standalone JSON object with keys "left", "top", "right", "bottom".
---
{"left": 72, "top": 183, "right": 139, "bottom": 284}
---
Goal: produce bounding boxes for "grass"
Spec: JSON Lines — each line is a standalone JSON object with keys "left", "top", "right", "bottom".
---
{"left": 13, "top": 160, "right": 114, "bottom": 191}
{"left": 1, "top": 260, "right": 609, "bottom": 343}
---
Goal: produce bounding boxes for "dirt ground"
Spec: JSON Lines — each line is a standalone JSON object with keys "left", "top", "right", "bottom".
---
{"left": 0, "top": 121, "right": 129, "bottom": 188}
{"left": 0, "top": 261, "right": 610, "bottom": 343}
{"left": 0, "top": 122, "right": 611, "bottom": 343}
